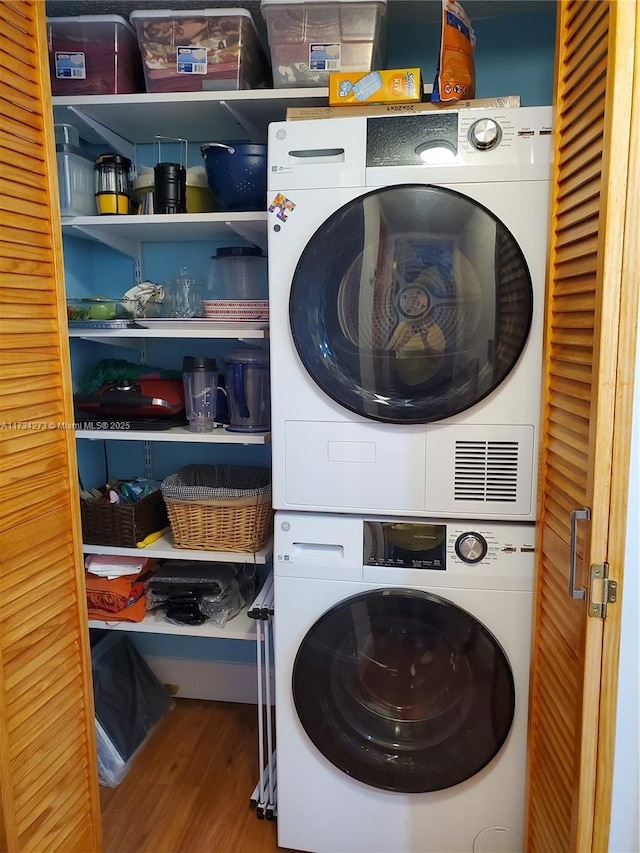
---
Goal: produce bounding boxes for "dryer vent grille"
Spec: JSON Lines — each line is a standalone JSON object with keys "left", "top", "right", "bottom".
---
{"left": 454, "top": 441, "right": 519, "bottom": 502}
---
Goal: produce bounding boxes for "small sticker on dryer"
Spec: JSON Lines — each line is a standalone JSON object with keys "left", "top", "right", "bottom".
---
{"left": 269, "top": 193, "right": 296, "bottom": 222}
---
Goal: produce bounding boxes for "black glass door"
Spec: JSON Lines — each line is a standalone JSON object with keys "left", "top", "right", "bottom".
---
{"left": 292, "top": 589, "right": 515, "bottom": 793}
{"left": 290, "top": 184, "right": 533, "bottom": 423}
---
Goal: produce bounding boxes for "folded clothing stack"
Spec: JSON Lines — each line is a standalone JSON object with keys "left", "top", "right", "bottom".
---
{"left": 145, "top": 561, "right": 256, "bottom": 627}
{"left": 85, "top": 559, "right": 155, "bottom": 622}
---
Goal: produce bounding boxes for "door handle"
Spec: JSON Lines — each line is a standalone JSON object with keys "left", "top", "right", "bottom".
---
{"left": 569, "top": 508, "right": 590, "bottom": 600}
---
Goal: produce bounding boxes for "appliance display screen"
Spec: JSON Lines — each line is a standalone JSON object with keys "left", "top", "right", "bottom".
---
{"left": 363, "top": 522, "right": 447, "bottom": 570}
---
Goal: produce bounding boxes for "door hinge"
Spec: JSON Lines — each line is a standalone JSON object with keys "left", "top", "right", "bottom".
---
{"left": 588, "top": 563, "right": 617, "bottom": 618}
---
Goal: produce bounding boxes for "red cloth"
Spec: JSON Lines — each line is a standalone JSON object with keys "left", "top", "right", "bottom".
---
{"left": 85, "top": 569, "right": 152, "bottom": 623}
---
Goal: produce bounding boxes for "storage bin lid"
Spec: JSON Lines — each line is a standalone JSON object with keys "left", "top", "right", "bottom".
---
{"left": 55, "top": 123, "right": 80, "bottom": 147}
{"left": 130, "top": 8, "right": 257, "bottom": 24}
{"left": 261, "top": 0, "right": 386, "bottom": 7}
{"left": 47, "top": 14, "right": 137, "bottom": 35}
{"left": 56, "top": 142, "right": 94, "bottom": 161}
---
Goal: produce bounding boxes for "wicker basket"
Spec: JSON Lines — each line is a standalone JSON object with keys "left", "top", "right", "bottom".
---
{"left": 161, "top": 464, "right": 273, "bottom": 552}
{"left": 81, "top": 486, "right": 168, "bottom": 548}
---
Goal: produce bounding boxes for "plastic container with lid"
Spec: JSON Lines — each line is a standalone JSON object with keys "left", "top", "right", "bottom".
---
{"left": 225, "top": 347, "right": 271, "bottom": 433}
{"left": 132, "top": 166, "right": 215, "bottom": 215}
{"left": 55, "top": 123, "right": 97, "bottom": 217}
{"left": 47, "top": 15, "right": 145, "bottom": 95}
{"left": 129, "top": 8, "right": 271, "bottom": 93}
{"left": 207, "top": 247, "right": 268, "bottom": 301}
{"left": 260, "top": 0, "right": 387, "bottom": 88}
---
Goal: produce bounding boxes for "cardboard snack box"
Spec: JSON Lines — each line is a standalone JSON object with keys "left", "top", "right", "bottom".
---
{"left": 287, "top": 95, "right": 521, "bottom": 120}
{"left": 328, "top": 68, "right": 422, "bottom": 106}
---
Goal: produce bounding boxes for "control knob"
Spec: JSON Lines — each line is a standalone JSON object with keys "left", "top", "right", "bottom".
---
{"left": 455, "top": 532, "right": 488, "bottom": 563}
{"left": 468, "top": 118, "right": 501, "bottom": 150}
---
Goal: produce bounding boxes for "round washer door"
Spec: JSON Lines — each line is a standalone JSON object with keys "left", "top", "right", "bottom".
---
{"left": 292, "top": 589, "right": 515, "bottom": 793}
{"left": 290, "top": 184, "right": 533, "bottom": 423}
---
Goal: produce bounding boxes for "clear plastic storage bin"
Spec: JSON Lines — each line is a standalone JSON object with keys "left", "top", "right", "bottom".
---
{"left": 129, "top": 8, "right": 271, "bottom": 93}
{"left": 260, "top": 0, "right": 387, "bottom": 88}
{"left": 55, "top": 124, "right": 97, "bottom": 217}
{"left": 47, "top": 15, "right": 144, "bottom": 95}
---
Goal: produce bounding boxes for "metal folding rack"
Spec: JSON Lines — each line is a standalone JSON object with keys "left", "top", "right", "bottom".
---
{"left": 248, "top": 570, "right": 276, "bottom": 820}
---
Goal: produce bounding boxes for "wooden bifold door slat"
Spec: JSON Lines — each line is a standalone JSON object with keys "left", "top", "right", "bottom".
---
{"left": 0, "top": 2, "right": 102, "bottom": 850}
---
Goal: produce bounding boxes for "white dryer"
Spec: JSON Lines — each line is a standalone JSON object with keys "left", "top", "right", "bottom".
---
{"left": 267, "top": 107, "right": 552, "bottom": 520}
{"left": 274, "top": 511, "right": 536, "bottom": 853}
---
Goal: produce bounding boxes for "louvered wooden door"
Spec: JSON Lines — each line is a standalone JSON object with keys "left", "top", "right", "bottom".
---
{"left": 527, "top": 1, "right": 639, "bottom": 850}
{"left": 0, "top": 1, "right": 102, "bottom": 850}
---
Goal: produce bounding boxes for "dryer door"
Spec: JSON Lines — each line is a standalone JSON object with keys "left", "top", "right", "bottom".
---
{"left": 292, "top": 588, "right": 515, "bottom": 793}
{"left": 290, "top": 184, "right": 533, "bottom": 423}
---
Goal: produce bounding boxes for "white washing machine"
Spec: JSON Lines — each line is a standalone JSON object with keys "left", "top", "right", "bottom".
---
{"left": 267, "top": 107, "right": 552, "bottom": 520}
{"left": 274, "top": 511, "right": 536, "bottom": 853}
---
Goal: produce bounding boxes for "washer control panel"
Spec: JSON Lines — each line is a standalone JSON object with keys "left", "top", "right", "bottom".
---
{"left": 363, "top": 520, "right": 536, "bottom": 570}
{"left": 274, "top": 513, "right": 537, "bottom": 587}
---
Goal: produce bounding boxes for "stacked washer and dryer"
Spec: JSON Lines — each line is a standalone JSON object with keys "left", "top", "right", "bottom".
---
{"left": 266, "top": 106, "right": 552, "bottom": 853}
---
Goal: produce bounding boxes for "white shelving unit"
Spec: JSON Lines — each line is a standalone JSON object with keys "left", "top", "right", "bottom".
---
{"left": 52, "top": 87, "right": 329, "bottom": 150}
{"left": 76, "top": 425, "right": 270, "bottom": 443}
{"left": 89, "top": 606, "right": 257, "bottom": 640}
{"left": 63, "top": 89, "right": 301, "bottom": 636}
{"left": 69, "top": 322, "right": 268, "bottom": 342}
{"left": 62, "top": 212, "right": 269, "bottom": 256}
{"left": 83, "top": 533, "right": 273, "bottom": 563}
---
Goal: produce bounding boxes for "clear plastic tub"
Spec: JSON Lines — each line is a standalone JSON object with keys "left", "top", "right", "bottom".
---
{"left": 55, "top": 124, "right": 97, "bottom": 217}
{"left": 129, "top": 8, "right": 271, "bottom": 93}
{"left": 47, "top": 15, "right": 144, "bottom": 95}
{"left": 260, "top": 0, "right": 387, "bottom": 88}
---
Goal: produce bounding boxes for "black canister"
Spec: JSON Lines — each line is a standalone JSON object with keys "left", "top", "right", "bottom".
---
{"left": 154, "top": 162, "right": 187, "bottom": 214}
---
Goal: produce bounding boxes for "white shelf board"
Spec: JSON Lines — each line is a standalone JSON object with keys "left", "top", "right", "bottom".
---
{"left": 62, "top": 212, "right": 268, "bottom": 255}
{"left": 83, "top": 532, "right": 273, "bottom": 564}
{"left": 76, "top": 426, "right": 270, "bottom": 443}
{"left": 88, "top": 606, "right": 257, "bottom": 640}
{"left": 68, "top": 322, "right": 268, "bottom": 340}
{"left": 52, "top": 88, "right": 329, "bottom": 144}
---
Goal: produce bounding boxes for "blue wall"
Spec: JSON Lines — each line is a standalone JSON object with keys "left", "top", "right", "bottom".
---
{"left": 388, "top": 11, "right": 556, "bottom": 106}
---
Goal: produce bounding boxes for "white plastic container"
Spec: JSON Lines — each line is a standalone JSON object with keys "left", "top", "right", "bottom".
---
{"left": 260, "top": 0, "right": 387, "bottom": 88}
{"left": 55, "top": 124, "right": 97, "bottom": 217}
{"left": 129, "top": 8, "right": 271, "bottom": 93}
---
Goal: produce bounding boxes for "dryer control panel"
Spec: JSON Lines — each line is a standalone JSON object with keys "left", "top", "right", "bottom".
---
{"left": 365, "top": 110, "right": 543, "bottom": 167}
{"left": 267, "top": 105, "right": 553, "bottom": 192}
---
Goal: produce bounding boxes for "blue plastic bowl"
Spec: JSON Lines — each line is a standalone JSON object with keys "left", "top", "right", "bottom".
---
{"left": 200, "top": 142, "right": 267, "bottom": 212}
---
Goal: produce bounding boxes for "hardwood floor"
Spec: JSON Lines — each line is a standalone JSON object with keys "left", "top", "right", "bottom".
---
{"left": 100, "top": 699, "right": 288, "bottom": 853}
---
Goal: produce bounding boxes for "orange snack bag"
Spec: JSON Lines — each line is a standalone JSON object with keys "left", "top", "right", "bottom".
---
{"left": 432, "top": 0, "right": 476, "bottom": 103}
